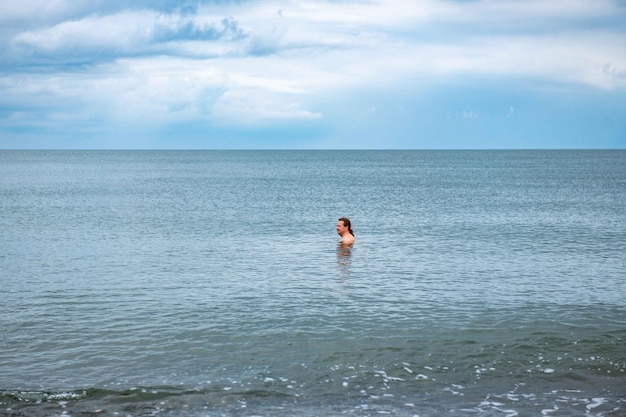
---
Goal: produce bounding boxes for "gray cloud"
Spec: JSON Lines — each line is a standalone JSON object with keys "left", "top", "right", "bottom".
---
{"left": 151, "top": 17, "right": 247, "bottom": 42}
{"left": 6, "top": 12, "right": 250, "bottom": 68}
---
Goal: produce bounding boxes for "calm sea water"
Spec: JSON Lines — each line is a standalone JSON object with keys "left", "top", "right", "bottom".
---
{"left": 1, "top": 150, "right": 625, "bottom": 417}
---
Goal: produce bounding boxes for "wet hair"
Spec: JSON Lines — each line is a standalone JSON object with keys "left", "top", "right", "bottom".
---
{"left": 338, "top": 217, "right": 354, "bottom": 236}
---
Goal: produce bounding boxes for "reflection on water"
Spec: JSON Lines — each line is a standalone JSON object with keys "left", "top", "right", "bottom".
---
{"left": 336, "top": 243, "right": 353, "bottom": 278}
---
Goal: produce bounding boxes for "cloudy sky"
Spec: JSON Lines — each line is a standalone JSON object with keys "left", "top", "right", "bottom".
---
{"left": 1, "top": 0, "right": 625, "bottom": 149}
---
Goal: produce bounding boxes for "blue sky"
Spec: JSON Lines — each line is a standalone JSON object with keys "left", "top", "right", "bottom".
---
{"left": 1, "top": 0, "right": 625, "bottom": 149}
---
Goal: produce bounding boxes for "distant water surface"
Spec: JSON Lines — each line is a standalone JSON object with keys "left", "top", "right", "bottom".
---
{"left": 1, "top": 150, "right": 625, "bottom": 416}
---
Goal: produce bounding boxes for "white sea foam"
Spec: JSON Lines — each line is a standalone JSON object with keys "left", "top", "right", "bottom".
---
{"left": 586, "top": 397, "right": 608, "bottom": 411}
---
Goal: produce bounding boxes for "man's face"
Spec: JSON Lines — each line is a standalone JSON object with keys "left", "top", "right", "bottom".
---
{"left": 336, "top": 220, "right": 347, "bottom": 235}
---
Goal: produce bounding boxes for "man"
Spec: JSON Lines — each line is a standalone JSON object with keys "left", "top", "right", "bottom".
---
{"left": 336, "top": 217, "right": 355, "bottom": 244}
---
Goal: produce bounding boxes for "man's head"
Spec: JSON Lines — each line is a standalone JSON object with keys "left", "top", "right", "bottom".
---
{"left": 336, "top": 217, "right": 354, "bottom": 236}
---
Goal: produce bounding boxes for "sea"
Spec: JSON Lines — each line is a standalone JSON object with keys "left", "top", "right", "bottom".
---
{"left": 0, "top": 150, "right": 624, "bottom": 417}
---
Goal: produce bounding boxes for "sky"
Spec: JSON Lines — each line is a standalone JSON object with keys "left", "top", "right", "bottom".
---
{"left": 1, "top": 0, "right": 625, "bottom": 149}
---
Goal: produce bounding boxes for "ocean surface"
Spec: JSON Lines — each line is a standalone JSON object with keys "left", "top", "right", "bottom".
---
{"left": 1, "top": 150, "right": 625, "bottom": 417}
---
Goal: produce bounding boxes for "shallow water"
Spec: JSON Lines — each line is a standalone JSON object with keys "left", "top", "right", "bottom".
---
{"left": 1, "top": 150, "right": 625, "bottom": 416}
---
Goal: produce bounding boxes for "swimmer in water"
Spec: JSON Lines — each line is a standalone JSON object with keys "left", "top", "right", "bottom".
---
{"left": 336, "top": 217, "right": 355, "bottom": 244}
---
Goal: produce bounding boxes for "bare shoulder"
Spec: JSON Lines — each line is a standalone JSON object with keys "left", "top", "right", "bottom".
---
{"left": 341, "top": 235, "right": 355, "bottom": 244}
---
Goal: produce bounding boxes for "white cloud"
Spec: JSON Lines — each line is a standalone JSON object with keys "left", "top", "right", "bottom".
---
{"left": 462, "top": 110, "right": 479, "bottom": 120}
{"left": 0, "top": 1, "right": 93, "bottom": 24}
{"left": 212, "top": 89, "right": 322, "bottom": 124}
{"left": 1, "top": 0, "right": 626, "bottom": 133}
{"left": 10, "top": 10, "right": 249, "bottom": 60}
{"left": 12, "top": 12, "right": 152, "bottom": 55}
